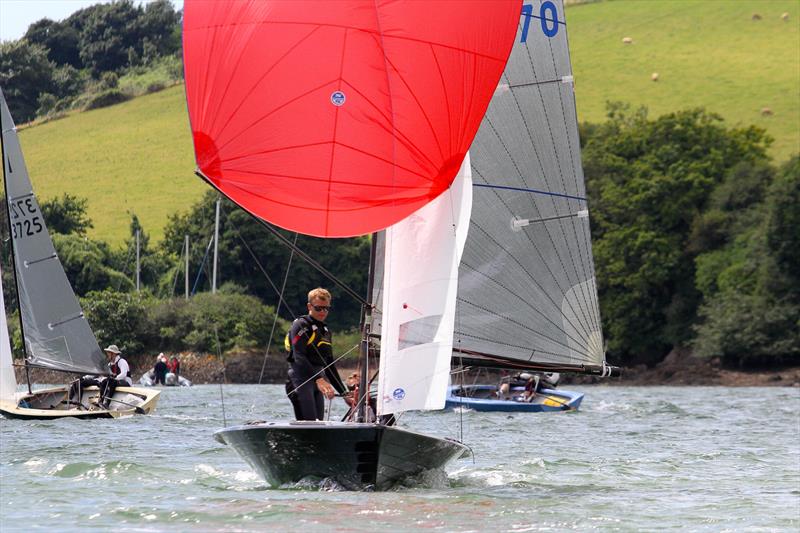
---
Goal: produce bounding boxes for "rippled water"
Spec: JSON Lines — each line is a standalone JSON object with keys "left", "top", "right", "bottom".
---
{"left": 1, "top": 385, "right": 798, "bottom": 531}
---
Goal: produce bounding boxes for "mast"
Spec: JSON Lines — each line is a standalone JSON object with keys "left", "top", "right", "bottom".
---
{"left": 0, "top": 112, "right": 32, "bottom": 393}
{"left": 357, "top": 233, "right": 378, "bottom": 423}
{"left": 185, "top": 234, "right": 190, "bottom": 300}
{"left": 212, "top": 197, "right": 220, "bottom": 294}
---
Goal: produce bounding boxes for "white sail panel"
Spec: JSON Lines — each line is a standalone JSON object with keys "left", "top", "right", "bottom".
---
{"left": 377, "top": 154, "right": 472, "bottom": 416}
{"left": 0, "top": 265, "right": 18, "bottom": 402}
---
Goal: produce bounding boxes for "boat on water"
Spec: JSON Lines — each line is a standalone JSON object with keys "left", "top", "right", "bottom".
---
{"left": 0, "top": 88, "right": 159, "bottom": 419}
{"left": 185, "top": 0, "right": 619, "bottom": 488}
{"left": 184, "top": 0, "right": 521, "bottom": 489}
{"left": 138, "top": 370, "right": 192, "bottom": 387}
{"left": 446, "top": 385, "right": 583, "bottom": 412}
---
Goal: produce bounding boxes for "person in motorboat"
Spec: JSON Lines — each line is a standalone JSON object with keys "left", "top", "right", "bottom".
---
{"left": 167, "top": 355, "right": 181, "bottom": 377}
{"left": 68, "top": 344, "right": 132, "bottom": 409}
{"left": 153, "top": 353, "right": 168, "bottom": 385}
{"left": 285, "top": 288, "right": 350, "bottom": 420}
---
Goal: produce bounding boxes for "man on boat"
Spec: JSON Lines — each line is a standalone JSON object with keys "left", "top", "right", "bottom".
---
{"left": 285, "top": 288, "right": 350, "bottom": 420}
{"left": 68, "top": 344, "right": 132, "bottom": 409}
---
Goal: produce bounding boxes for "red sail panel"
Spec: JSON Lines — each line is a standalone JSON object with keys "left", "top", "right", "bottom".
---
{"left": 184, "top": 0, "right": 520, "bottom": 237}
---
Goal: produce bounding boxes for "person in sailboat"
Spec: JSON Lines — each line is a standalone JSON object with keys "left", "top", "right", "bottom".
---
{"left": 98, "top": 345, "right": 133, "bottom": 408}
{"left": 285, "top": 288, "right": 350, "bottom": 420}
{"left": 68, "top": 344, "right": 132, "bottom": 409}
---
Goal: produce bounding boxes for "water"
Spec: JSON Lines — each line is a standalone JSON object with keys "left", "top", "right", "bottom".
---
{"left": 1, "top": 385, "right": 798, "bottom": 532}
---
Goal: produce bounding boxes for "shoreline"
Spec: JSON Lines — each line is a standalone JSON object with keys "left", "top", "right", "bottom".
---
{"left": 14, "top": 349, "right": 800, "bottom": 388}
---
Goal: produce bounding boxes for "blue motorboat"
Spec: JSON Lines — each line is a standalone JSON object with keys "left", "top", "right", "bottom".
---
{"left": 445, "top": 384, "right": 583, "bottom": 412}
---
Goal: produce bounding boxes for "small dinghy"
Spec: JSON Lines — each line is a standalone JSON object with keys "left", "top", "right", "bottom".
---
{"left": 445, "top": 384, "right": 583, "bottom": 412}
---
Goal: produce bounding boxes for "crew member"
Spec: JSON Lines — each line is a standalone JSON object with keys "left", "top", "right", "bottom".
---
{"left": 285, "top": 288, "right": 349, "bottom": 420}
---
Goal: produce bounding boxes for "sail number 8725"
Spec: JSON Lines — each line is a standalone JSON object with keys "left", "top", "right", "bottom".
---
{"left": 9, "top": 198, "right": 44, "bottom": 239}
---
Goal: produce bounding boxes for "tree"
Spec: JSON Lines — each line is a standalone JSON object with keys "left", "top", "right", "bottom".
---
{"left": 582, "top": 104, "right": 772, "bottom": 366}
{"left": 78, "top": 0, "right": 142, "bottom": 75}
{"left": 24, "top": 18, "right": 82, "bottom": 68}
{"left": 0, "top": 40, "right": 55, "bottom": 123}
{"left": 161, "top": 191, "right": 370, "bottom": 330}
{"left": 40, "top": 194, "right": 93, "bottom": 236}
{"left": 691, "top": 156, "right": 799, "bottom": 367}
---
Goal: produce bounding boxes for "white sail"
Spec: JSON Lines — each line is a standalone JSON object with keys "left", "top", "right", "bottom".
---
{"left": 377, "top": 154, "right": 472, "bottom": 416}
{"left": 1, "top": 265, "right": 19, "bottom": 402}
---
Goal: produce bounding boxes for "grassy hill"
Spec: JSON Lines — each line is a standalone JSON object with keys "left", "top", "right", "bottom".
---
{"left": 16, "top": 0, "right": 799, "bottom": 247}
{"left": 569, "top": 0, "right": 798, "bottom": 158}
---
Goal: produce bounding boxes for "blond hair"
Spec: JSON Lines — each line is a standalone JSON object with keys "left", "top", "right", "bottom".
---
{"left": 308, "top": 287, "right": 331, "bottom": 303}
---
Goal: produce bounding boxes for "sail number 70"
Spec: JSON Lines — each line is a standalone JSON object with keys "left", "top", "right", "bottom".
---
{"left": 521, "top": 1, "right": 559, "bottom": 42}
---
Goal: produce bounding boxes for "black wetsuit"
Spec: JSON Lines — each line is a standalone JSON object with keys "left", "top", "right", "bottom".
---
{"left": 285, "top": 315, "right": 347, "bottom": 420}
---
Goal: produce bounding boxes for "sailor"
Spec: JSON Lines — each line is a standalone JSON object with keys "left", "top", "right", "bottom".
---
{"left": 285, "top": 288, "right": 349, "bottom": 420}
{"left": 98, "top": 345, "right": 132, "bottom": 409}
{"left": 68, "top": 344, "right": 131, "bottom": 409}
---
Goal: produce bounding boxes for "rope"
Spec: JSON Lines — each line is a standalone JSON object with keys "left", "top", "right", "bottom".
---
{"left": 214, "top": 325, "right": 227, "bottom": 427}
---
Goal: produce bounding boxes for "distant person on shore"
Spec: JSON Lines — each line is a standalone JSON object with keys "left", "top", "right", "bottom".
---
{"left": 285, "top": 287, "right": 348, "bottom": 420}
{"left": 154, "top": 353, "right": 168, "bottom": 385}
{"left": 167, "top": 355, "right": 180, "bottom": 377}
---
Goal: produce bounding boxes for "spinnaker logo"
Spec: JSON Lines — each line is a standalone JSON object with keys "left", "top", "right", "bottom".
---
{"left": 392, "top": 388, "right": 405, "bottom": 400}
{"left": 330, "top": 91, "right": 346, "bottom": 106}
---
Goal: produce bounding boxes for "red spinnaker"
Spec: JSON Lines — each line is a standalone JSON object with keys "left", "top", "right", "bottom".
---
{"left": 184, "top": 0, "right": 520, "bottom": 237}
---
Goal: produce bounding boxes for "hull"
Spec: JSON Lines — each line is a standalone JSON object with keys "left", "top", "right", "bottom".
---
{"left": 0, "top": 385, "right": 160, "bottom": 420}
{"left": 214, "top": 421, "right": 469, "bottom": 490}
{"left": 445, "top": 385, "right": 582, "bottom": 412}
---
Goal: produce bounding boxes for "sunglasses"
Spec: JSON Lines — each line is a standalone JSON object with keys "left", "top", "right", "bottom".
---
{"left": 310, "top": 304, "right": 331, "bottom": 312}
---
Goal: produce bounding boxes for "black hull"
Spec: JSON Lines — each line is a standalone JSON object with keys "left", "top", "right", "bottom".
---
{"left": 214, "top": 421, "right": 469, "bottom": 490}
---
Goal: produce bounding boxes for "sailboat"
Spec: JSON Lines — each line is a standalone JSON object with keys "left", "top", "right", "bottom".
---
{"left": 182, "top": 0, "right": 521, "bottom": 489}
{"left": 0, "top": 88, "right": 159, "bottom": 419}
{"left": 442, "top": 0, "right": 621, "bottom": 412}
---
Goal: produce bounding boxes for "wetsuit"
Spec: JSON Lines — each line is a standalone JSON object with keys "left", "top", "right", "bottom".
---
{"left": 285, "top": 314, "right": 347, "bottom": 420}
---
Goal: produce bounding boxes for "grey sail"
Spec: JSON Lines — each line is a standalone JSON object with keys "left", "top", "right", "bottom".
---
{"left": 454, "top": 0, "right": 605, "bottom": 370}
{"left": 0, "top": 88, "right": 107, "bottom": 375}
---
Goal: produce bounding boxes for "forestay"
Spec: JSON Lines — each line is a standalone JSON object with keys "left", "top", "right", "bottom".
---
{"left": 0, "top": 89, "right": 107, "bottom": 375}
{"left": 377, "top": 155, "right": 472, "bottom": 415}
{"left": 183, "top": 0, "right": 520, "bottom": 238}
{"left": 454, "top": 0, "right": 605, "bottom": 369}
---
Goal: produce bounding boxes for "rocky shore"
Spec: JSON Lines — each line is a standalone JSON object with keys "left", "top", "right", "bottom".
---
{"left": 14, "top": 348, "right": 800, "bottom": 388}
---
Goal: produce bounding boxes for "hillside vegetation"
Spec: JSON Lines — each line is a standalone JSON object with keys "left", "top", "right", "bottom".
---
{"left": 15, "top": 0, "right": 800, "bottom": 247}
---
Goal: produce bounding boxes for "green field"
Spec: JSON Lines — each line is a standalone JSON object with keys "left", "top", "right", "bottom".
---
{"left": 16, "top": 0, "right": 799, "bottom": 247}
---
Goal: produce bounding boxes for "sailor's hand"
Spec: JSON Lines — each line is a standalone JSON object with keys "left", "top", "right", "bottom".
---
{"left": 316, "top": 378, "right": 335, "bottom": 399}
{"left": 343, "top": 390, "right": 356, "bottom": 407}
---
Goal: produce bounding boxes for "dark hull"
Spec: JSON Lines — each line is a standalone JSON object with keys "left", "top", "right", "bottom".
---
{"left": 214, "top": 421, "right": 469, "bottom": 490}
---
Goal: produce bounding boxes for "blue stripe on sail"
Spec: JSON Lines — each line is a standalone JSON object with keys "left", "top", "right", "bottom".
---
{"left": 473, "top": 183, "right": 586, "bottom": 202}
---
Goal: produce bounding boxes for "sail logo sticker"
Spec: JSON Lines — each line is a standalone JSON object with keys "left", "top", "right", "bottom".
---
{"left": 330, "top": 91, "right": 346, "bottom": 106}
{"left": 392, "top": 388, "right": 406, "bottom": 400}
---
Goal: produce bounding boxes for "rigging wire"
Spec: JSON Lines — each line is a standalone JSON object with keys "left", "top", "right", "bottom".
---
{"left": 257, "top": 233, "right": 298, "bottom": 384}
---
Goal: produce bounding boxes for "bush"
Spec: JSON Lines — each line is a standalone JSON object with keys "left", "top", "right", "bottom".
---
{"left": 83, "top": 89, "right": 131, "bottom": 110}
{"left": 82, "top": 290, "right": 150, "bottom": 354}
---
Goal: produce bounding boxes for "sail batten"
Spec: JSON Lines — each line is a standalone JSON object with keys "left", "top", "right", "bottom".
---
{"left": 455, "top": 0, "right": 606, "bottom": 370}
